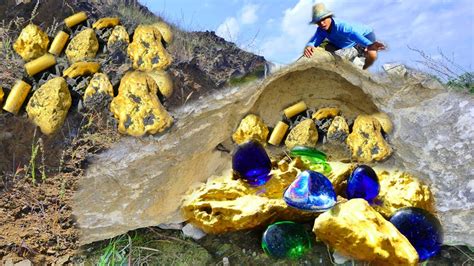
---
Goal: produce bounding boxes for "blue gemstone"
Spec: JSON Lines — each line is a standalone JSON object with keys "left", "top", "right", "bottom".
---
{"left": 232, "top": 140, "right": 272, "bottom": 186}
{"left": 283, "top": 170, "right": 336, "bottom": 212}
{"left": 262, "top": 221, "right": 311, "bottom": 259}
{"left": 346, "top": 165, "right": 380, "bottom": 202}
{"left": 389, "top": 207, "right": 443, "bottom": 261}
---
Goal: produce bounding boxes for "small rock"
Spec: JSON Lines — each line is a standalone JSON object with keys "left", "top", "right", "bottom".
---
{"left": 222, "top": 257, "right": 230, "bottom": 266}
{"left": 383, "top": 63, "right": 407, "bottom": 77}
{"left": 182, "top": 223, "right": 207, "bottom": 240}
{"left": 332, "top": 251, "right": 351, "bottom": 264}
{"left": 157, "top": 222, "right": 183, "bottom": 230}
{"left": 327, "top": 116, "right": 349, "bottom": 142}
{"left": 14, "top": 260, "right": 32, "bottom": 266}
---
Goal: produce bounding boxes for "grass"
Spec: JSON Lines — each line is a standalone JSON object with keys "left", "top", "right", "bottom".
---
{"left": 228, "top": 65, "right": 265, "bottom": 86}
{"left": 86, "top": 228, "right": 211, "bottom": 265}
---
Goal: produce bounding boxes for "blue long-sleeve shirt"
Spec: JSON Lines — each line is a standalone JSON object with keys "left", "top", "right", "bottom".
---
{"left": 307, "top": 18, "right": 373, "bottom": 49}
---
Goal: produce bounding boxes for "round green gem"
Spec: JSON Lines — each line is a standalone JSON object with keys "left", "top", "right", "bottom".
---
{"left": 262, "top": 221, "right": 312, "bottom": 259}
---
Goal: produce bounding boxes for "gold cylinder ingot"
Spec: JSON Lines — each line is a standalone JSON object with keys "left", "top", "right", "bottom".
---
{"left": 283, "top": 101, "right": 307, "bottom": 119}
{"left": 24, "top": 53, "right": 56, "bottom": 76}
{"left": 3, "top": 80, "right": 31, "bottom": 114}
{"left": 0, "top": 86, "right": 4, "bottom": 105}
{"left": 268, "top": 121, "right": 289, "bottom": 146}
{"left": 64, "top": 12, "right": 88, "bottom": 28}
{"left": 48, "top": 31, "right": 69, "bottom": 55}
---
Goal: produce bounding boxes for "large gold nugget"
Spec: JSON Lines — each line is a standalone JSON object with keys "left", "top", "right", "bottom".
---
{"left": 232, "top": 114, "right": 269, "bottom": 145}
{"left": 13, "top": 24, "right": 49, "bottom": 61}
{"left": 127, "top": 25, "right": 172, "bottom": 71}
{"left": 65, "top": 28, "right": 99, "bottom": 63}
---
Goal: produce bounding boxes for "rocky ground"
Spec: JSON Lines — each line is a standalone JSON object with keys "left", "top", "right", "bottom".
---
{"left": 0, "top": 0, "right": 265, "bottom": 263}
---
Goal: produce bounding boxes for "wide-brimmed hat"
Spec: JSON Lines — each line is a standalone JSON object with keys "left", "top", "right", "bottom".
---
{"left": 309, "top": 3, "right": 333, "bottom": 24}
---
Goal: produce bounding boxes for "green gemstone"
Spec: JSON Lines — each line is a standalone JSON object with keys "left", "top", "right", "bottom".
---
{"left": 301, "top": 156, "right": 332, "bottom": 175}
{"left": 262, "top": 221, "right": 312, "bottom": 259}
{"left": 289, "top": 146, "right": 327, "bottom": 162}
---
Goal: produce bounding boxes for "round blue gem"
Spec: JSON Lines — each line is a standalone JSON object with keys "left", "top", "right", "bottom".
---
{"left": 262, "top": 221, "right": 312, "bottom": 259}
{"left": 283, "top": 170, "right": 336, "bottom": 212}
{"left": 232, "top": 140, "right": 272, "bottom": 186}
{"left": 346, "top": 165, "right": 380, "bottom": 202}
{"left": 390, "top": 207, "right": 443, "bottom": 261}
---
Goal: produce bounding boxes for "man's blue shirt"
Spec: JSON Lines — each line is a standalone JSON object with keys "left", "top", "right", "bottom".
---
{"left": 307, "top": 18, "right": 373, "bottom": 49}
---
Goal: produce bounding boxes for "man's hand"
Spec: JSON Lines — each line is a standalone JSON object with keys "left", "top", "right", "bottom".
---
{"left": 304, "top": 46, "right": 314, "bottom": 57}
{"left": 367, "top": 41, "right": 385, "bottom": 51}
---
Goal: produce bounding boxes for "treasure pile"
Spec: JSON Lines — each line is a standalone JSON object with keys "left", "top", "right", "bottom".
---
{"left": 1, "top": 12, "right": 175, "bottom": 136}
{"left": 183, "top": 101, "right": 442, "bottom": 265}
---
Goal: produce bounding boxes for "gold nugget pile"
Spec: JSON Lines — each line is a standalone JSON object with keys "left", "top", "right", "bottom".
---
{"left": 1, "top": 12, "right": 175, "bottom": 136}
{"left": 183, "top": 102, "right": 436, "bottom": 265}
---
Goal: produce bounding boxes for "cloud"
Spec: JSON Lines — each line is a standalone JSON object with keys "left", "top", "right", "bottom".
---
{"left": 216, "top": 17, "right": 240, "bottom": 41}
{"left": 260, "top": 0, "right": 315, "bottom": 62}
{"left": 240, "top": 4, "right": 259, "bottom": 25}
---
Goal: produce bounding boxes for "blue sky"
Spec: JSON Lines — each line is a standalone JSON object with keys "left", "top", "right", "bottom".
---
{"left": 139, "top": 0, "right": 474, "bottom": 75}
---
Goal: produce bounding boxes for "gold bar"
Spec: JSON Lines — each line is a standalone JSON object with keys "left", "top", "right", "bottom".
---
{"left": 24, "top": 53, "right": 56, "bottom": 76}
{"left": 3, "top": 80, "right": 31, "bottom": 114}
{"left": 0, "top": 86, "right": 4, "bottom": 105}
{"left": 48, "top": 31, "right": 69, "bottom": 55}
{"left": 283, "top": 101, "right": 307, "bottom": 119}
{"left": 268, "top": 121, "right": 289, "bottom": 146}
{"left": 64, "top": 11, "right": 88, "bottom": 28}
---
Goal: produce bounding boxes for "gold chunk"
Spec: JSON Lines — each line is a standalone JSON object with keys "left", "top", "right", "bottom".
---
{"left": 268, "top": 121, "right": 289, "bottom": 146}
{"left": 313, "top": 199, "right": 419, "bottom": 265}
{"left": 13, "top": 24, "right": 49, "bottom": 61}
{"left": 3, "top": 80, "right": 31, "bottom": 114}
{"left": 283, "top": 101, "right": 307, "bottom": 118}
{"left": 182, "top": 159, "right": 315, "bottom": 233}
{"left": 371, "top": 112, "right": 393, "bottom": 134}
{"left": 48, "top": 31, "right": 69, "bottom": 56}
{"left": 312, "top": 107, "right": 340, "bottom": 120}
{"left": 84, "top": 73, "right": 114, "bottom": 101}
{"left": 127, "top": 25, "right": 173, "bottom": 71}
{"left": 146, "top": 70, "right": 174, "bottom": 98}
{"left": 64, "top": 11, "right": 88, "bottom": 28}
{"left": 346, "top": 115, "right": 392, "bottom": 162}
{"left": 107, "top": 25, "right": 130, "bottom": 47}
{"left": 63, "top": 61, "right": 100, "bottom": 78}
{"left": 26, "top": 77, "right": 71, "bottom": 135}
{"left": 374, "top": 170, "right": 435, "bottom": 217}
{"left": 151, "top": 21, "right": 173, "bottom": 44}
{"left": 232, "top": 114, "right": 269, "bottom": 145}
{"left": 65, "top": 28, "right": 99, "bottom": 63}
{"left": 285, "top": 119, "right": 318, "bottom": 149}
{"left": 110, "top": 71, "right": 173, "bottom": 136}
{"left": 327, "top": 115, "right": 349, "bottom": 142}
{"left": 93, "top": 17, "right": 120, "bottom": 29}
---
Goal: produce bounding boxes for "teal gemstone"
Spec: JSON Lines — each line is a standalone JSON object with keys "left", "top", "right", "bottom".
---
{"left": 262, "top": 221, "right": 311, "bottom": 259}
{"left": 289, "top": 146, "right": 327, "bottom": 162}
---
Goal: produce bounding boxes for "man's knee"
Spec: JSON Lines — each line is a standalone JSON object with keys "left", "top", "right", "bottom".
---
{"left": 366, "top": 50, "right": 377, "bottom": 60}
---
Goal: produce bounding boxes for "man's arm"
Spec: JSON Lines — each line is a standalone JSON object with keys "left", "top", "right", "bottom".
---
{"left": 304, "top": 29, "right": 326, "bottom": 57}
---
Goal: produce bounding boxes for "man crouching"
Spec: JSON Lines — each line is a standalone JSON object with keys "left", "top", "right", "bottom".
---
{"left": 304, "top": 3, "right": 385, "bottom": 69}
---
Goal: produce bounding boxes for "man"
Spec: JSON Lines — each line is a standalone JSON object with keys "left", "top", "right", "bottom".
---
{"left": 304, "top": 3, "right": 385, "bottom": 69}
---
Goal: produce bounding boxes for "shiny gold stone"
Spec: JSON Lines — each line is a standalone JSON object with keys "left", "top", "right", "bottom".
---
{"left": 313, "top": 198, "right": 419, "bottom": 265}
{"left": 374, "top": 170, "right": 435, "bottom": 217}
{"left": 65, "top": 28, "right": 99, "bottom": 63}
{"left": 312, "top": 107, "right": 340, "bottom": 120}
{"left": 26, "top": 77, "right": 71, "bottom": 135}
{"left": 13, "top": 24, "right": 49, "bottom": 61}
{"left": 110, "top": 71, "right": 173, "bottom": 136}
{"left": 146, "top": 70, "right": 174, "bottom": 98}
{"left": 346, "top": 115, "right": 392, "bottom": 162}
{"left": 93, "top": 17, "right": 120, "bottom": 29}
{"left": 108, "top": 25, "right": 130, "bottom": 47}
{"left": 127, "top": 25, "right": 172, "bottom": 71}
{"left": 371, "top": 112, "right": 393, "bottom": 134}
{"left": 151, "top": 21, "right": 173, "bottom": 44}
{"left": 63, "top": 61, "right": 100, "bottom": 78}
{"left": 285, "top": 119, "right": 318, "bottom": 149}
{"left": 84, "top": 73, "right": 114, "bottom": 101}
{"left": 232, "top": 114, "right": 269, "bottom": 145}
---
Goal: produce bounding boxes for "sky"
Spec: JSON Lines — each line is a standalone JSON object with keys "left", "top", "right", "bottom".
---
{"left": 139, "top": 0, "right": 474, "bottom": 75}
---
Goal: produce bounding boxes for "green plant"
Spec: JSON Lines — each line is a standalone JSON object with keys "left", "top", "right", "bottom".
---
{"left": 27, "top": 129, "right": 47, "bottom": 183}
{"left": 98, "top": 234, "right": 132, "bottom": 266}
